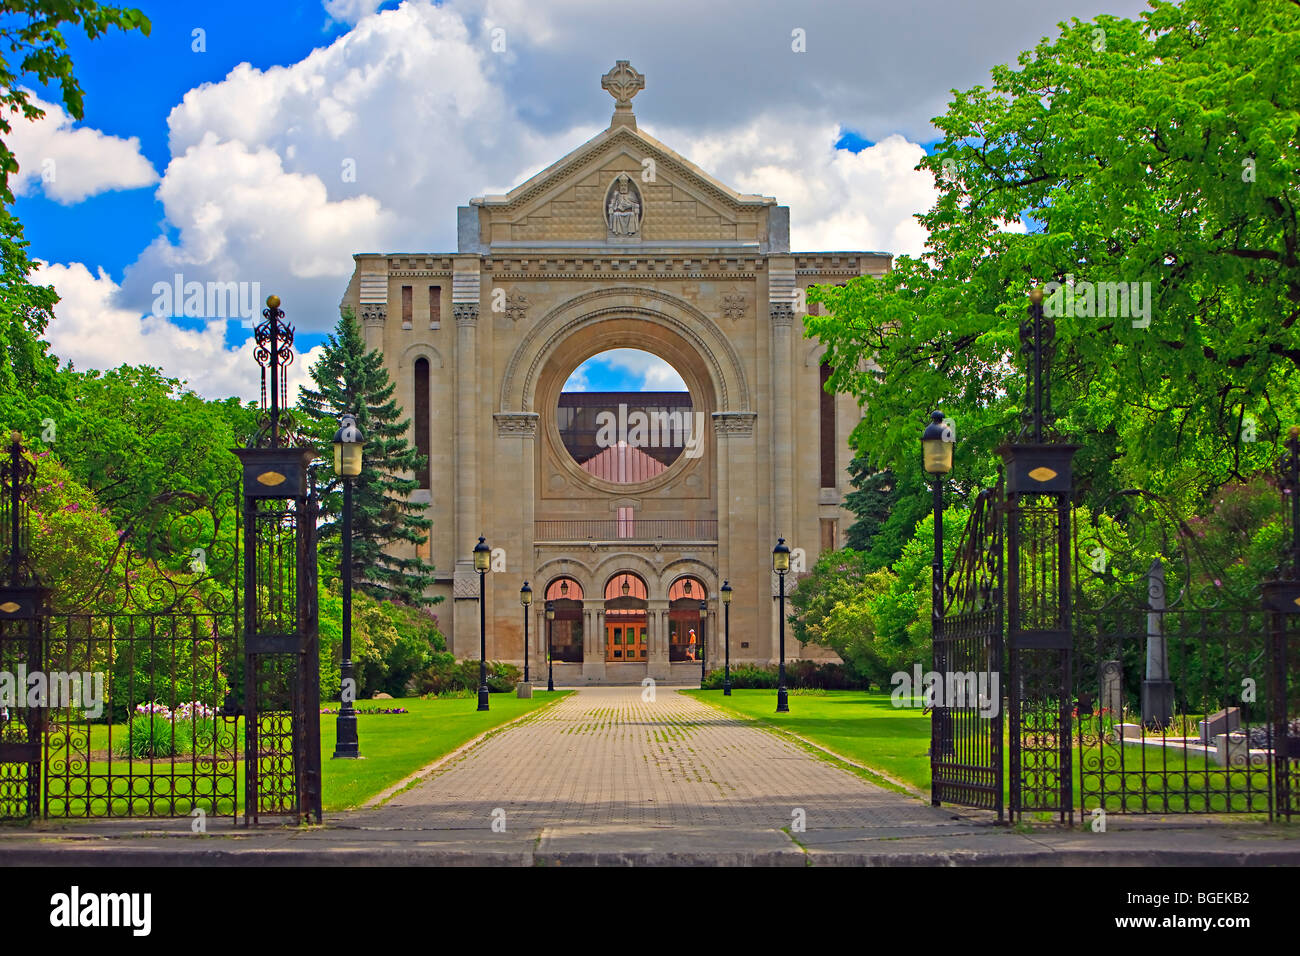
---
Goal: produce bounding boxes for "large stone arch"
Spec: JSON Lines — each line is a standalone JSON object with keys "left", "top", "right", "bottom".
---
{"left": 498, "top": 286, "right": 751, "bottom": 415}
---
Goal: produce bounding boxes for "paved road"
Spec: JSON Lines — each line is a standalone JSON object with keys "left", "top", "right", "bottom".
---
{"left": 3, "top": 687, "right": 1296, "bottom": 864}
{"left": 353, "top": 686, "right": 961, "bottom": 836}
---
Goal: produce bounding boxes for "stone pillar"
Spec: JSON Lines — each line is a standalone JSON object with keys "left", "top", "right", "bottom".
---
{"left": 493, "top": 412, "right": 538, "bottom": 664}
{"left": 360, "top": 302, "right": 386, "bottom": 354}
{"left": 648, "top": 601, "right": 670, "bottom": 680}
{"left": 584, "top": 608, "right": 605, "bottom": 681}
{"left": 450, "top": 268, "right": 481, "bottom": 658}
{"left": 714, "top": 411, "right": 758, "bottom": 662}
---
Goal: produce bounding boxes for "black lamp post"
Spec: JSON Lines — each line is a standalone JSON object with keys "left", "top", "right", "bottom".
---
{"left": 721, "top": 580, "right": 732, "bottom": 695}
{"left": 474, "top": 536, "right": 490, "bottom": 711}
{"left": 699, "top": 597, "right": 708, "bottom": 685}
{"left": 545, "top": 600, "right": 555, "bottom": 692}
{"left": 923, "top": 409, "right": 954, "bottom": 761}
{"left": 331, "top": 413, "right": 364, "bottom": 759}
{"left": 773, "top": 537, "right": 790, "bottom": 713}
{"left": 922, "top": 410, "right": 954, "bottom": 629}
{"left": 520, "top": 581, "right": 532, "bottom": 684}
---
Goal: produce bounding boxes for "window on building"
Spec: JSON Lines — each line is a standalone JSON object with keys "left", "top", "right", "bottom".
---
{"left": 616, "top": 506, "right": 634, "bottom": 538}
{"left": 414, "top": 357, "right": 430, "bottom": 489}
{"left": 401, "top": 285, "right": 413, "bottom": 329}
{"left": 820, "top": 361, "right": 836, "bottom": 488}
{"left": 428, "top": 285, "right": 441, "bottom": 329}
{"left": 820, "top": 518, "right": 837, "bottom": 554}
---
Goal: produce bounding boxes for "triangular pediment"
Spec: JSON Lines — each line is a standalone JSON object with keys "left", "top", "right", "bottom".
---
{"left": 470, "top": 124, "right": 776, "bottom": 247}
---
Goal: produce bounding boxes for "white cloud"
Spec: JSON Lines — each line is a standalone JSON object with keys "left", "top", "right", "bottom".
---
{"left": 566, "top": 349, "right": 687, "bottom": 392}
{"left": 8, "top": 90, "right": 157, "bottom": 204}
{"left": 323, "top": 0, "right": 387, "bottom": 25}
{"left": 36, "top": 261, "right": 323, "bottom": 403}
{"left": 651, "top": 123, "right": 936, "bottom": 256}
{"left": 59, "top": 0, "right": 1146, "bottom": 386}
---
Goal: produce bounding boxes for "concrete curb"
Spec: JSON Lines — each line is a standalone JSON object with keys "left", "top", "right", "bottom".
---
{"left": 2, "top": 839, "right": 1298, "bottom": 867}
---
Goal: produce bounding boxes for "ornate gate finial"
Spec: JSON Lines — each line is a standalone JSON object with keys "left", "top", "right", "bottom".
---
{"left": 252, "top": 294, "right": 297, "bottom": 449}
{"left": 1, "top": 431, "right": 38, "bottom": 588}
{"left": 1276, "top": 425, "right": 1300, "bottom": 581}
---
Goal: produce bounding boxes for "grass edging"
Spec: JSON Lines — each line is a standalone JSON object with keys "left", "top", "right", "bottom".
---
{"left": 359, "top": 691, "right": 572, "bottom": 810}
{"left": 685, "top": 690, "right": 929, "bottom": 802}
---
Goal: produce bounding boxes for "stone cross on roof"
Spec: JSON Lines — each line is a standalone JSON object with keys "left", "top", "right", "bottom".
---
{"left": 602, "top": 60, "right": 644, "bottom": 128}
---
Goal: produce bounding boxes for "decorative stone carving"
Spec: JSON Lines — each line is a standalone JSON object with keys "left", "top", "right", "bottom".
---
{"left": 360, "top": 303, "right": 387, "bottom": 325}
{"left": 601, "top": 60, "right": 645, "bottom": 109}
{"left": 505, "top": 293, "right": 529, "bottom": 323}
{"left": 722, "top": 293, "right": 746, "bottom": 321}
{"left": 770, "top": 302, "right": 795, "bottom": 326}
{"left": 453, "top": 569, "right": 479, "bottom": 599}
{"left": 453, "top": 303, "right": 479, "bottom": 325}
{"left": 494, "top": 412, "right": 539, "bottom": 438}
{"left": 712, "top": 411, "right": 757, "bottom": 437}
{"left": 606, "top": 174, "right": 642, "bottom": 239}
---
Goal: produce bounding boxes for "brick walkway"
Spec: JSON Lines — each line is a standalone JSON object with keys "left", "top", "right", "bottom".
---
{"left": 346, "top": 686, "right": 963, "bottom": 835}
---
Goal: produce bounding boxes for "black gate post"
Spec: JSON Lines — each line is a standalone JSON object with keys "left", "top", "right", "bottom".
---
{"left": 1000, "top": 289, "right": 1077, "bottom": 824}
{"left": 1263, "top": 426, "right": 1300, "bottom": 822}
{"left": 0, "top": 432, "right": 48, "bottom": 820}
{"left": 233, "top": 295, "right": 322, "bottom": 825}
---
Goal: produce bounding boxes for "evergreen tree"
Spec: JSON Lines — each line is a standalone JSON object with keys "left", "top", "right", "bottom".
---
{"left": 842, "top": 453, "right": 931, "bottom": 571}
{"left": 299, "top": 309, "right": 438, "bottom": 605}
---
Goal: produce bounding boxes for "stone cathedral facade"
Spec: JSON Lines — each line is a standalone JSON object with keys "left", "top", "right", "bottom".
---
{"left": 339, "top": 63, "right": 890, "bottom": 682}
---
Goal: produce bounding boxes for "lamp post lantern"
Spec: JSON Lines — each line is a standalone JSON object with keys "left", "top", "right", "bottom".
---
{"left": 773, "top": 537, "right": 790, "bottom": 712}
{"left": 699, "top": 597, "right": 708, "bottom": 686}
{"left": 331, "top": 413, "right": 363, "bottom": 759}
{"left": 520, "top": 581, "right": 532, "bottom": 685}
{"left": 545, "top": 600, "right": 555, "bottom": 692}
{"left": 474, "top": 536, "right": 490, "bottom": 711}
{"left": 721, "top": 580, "right": 733, "bottom": 695}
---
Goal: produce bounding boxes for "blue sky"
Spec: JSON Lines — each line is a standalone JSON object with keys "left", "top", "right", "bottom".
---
{"left": 10, "top": 0, "right": 1146, "bottom": 400}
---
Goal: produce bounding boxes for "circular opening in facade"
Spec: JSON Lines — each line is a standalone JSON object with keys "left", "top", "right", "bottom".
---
{"left": 556, "top": 349, "right": 694, "bottom": 484}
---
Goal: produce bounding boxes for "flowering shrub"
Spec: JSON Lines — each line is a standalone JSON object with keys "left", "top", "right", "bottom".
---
{"left": 114, "top": 700, "right": 220, "bottom": 758}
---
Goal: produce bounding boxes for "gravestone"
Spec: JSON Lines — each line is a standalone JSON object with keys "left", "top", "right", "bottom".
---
{"left": 1100, "top": 660, "right": 1124, "bottom": 717}
{"left": 1199, "top": 706, "right": 1240, "bottom": 744}
{"left": 1142, "top": 559, "right": 1174, "bottom": 729}
{"left": 516, "top": 681, "right": 533, "bottom": 699}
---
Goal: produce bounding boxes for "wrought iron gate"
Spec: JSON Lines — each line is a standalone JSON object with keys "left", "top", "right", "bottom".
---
{"left": 1, "top": 294, "right": 322, "bottom": 825}
{"left": 1073, "top": 488, "right": 1295, "bottom": 820}
{"left": 0, "top": 434, "right": 46, "bottom": 820}
{"left": 932, "top": 480, "right": 1004, "bottom": 818}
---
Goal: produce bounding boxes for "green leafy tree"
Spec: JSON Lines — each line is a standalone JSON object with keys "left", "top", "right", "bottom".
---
{"left": 0, "top": 2, "right": 151, "bottom": 434}
{"left": 806, "top": 0, "right": 1300, "bottom": 512}
{"left": 0, "top": 1, "right": 150, "bottom": 206}
{"left": 299, "top": 309, "right": 437, "bottom": 605}
{"left": 42, "top": 366, "right": 248, "bottom": 527}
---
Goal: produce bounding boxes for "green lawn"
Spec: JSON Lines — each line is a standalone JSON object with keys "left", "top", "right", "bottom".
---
{"left": 321, "top": 692, "right": 570, "bottom": 810}
{"left": 684, "top": 688, "right": 1274, "bottom": 815}
{"left": 37, "top": 691, "right": 570, "bottom": 818}
{"left": 683, "top": 689, "right": 932, "bottom": 793}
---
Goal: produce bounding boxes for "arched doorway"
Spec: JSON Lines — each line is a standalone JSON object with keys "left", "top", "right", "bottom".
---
{"left": 545, "top": 577, "right": 584, "bottom": 663}
{"left": 604, "top": 572, "right": 648, "bottom": 663}
{"left": 668, "top": 576, "right": 707, "bottom": 662}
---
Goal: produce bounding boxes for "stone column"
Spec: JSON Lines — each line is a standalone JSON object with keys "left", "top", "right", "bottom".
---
{"left": 450, "top": 271, "right": 481, "bottom": 658}
{"left": 714, "top": 411, "right": 758, "bottom": 662}
{"left": 648, "top": 601, "right": 670, "bottom": 680}
{"left": 584, "top": 608, "right": 606, "bottom": 681}
{"left": 360, "top": 303, "right": 386, "bottom": 354}
{"left": 493, "top": 412, "right": 539, "bottom": 665}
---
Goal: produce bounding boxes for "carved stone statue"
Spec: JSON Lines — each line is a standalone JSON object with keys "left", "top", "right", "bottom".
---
{"left": 607, "top": 177, "right": 641, "bottom": 237}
